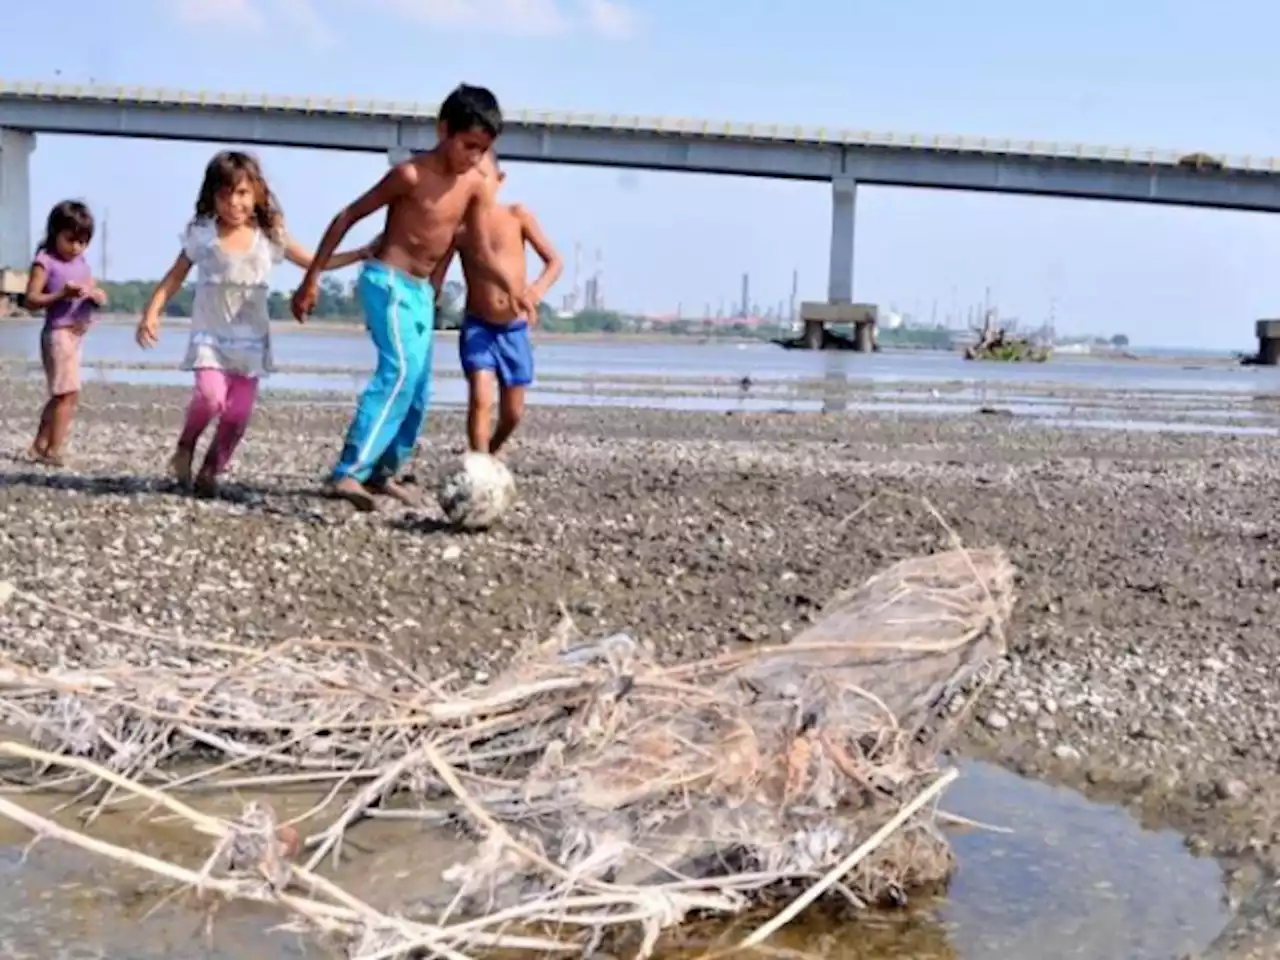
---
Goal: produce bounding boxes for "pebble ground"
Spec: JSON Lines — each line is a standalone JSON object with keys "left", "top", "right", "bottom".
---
{"left": 1, "top": 379, "right": 1278, "bottom": 956}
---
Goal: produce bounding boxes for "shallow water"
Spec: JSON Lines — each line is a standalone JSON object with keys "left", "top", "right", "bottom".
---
{"left": 0, "top": 762, "right": 1227, "bottom": 959}
{"left": 4, "top": 318, "right": 1280, "bottom": 435}
{"left": 5, "top": 357, "right": 1280, "bottom": 439}
{"left": 4, "top": 321, "right": 1273, "bottom": 394}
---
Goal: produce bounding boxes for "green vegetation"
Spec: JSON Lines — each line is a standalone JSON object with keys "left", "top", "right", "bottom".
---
{"left": 974, "top": 341, "right": 1052, "bottom": 362}
{"left": 877, "top": 325, "right": 955, "bottom": 350}
{"left": 964, "top": 318, "right": 1052, "bottom": 362}
{"left": 100, "top": 277, "right": 353, "bottom": 321}
{"left": 92, "top": 280, "right": 963, "bottom": 349}
{"left": 99, "top": 277, "right": 448, "bottom": 324}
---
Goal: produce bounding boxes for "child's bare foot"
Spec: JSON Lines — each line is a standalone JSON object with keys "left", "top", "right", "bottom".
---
{"left": 368, "top": 477, "right": 421, "bottom": 507}
{"left": 326, "top": 476, "right": 377, "bottom": 512}
{"left": 28, "top": 444, "right": 66, "bottom": 467}
{"left": 169, "top": 447, "right": 194, "bottom": 487}
{"left": 193, "top": 472, "right": 218, "bottom": 499}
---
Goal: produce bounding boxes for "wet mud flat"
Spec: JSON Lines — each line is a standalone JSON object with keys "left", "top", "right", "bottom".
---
{"left": 0, "top": 379, "right": 1276, "bottom": 955}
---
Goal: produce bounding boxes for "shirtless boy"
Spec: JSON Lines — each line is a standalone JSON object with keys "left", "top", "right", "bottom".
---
{"left": 435, "top": 151, "right": 562, "bottom": 456}
{"left": 291, "top": 83, "right": 531, "bottom": 511}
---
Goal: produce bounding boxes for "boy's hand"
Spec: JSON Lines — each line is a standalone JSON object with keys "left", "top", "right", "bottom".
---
{"left": 519, "top": 290, "right": 539, "bottom": 326}
{"left": 88, "top": 287, "right": 107, "bottom": 307}
{"left": 61, "top": 281, "right": 85, "bottom": 299}
{"left": 136, "top": 314, "right": 160, "bottom": 349}
{"left": 291, "top": 281, "right": 317, "bottom": 323}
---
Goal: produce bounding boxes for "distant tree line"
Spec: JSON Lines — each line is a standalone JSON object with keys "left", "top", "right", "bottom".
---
{"left": 99, "top": 279, "right": 648, "bottom": 336}
{"left": 99, "top": 277, "right": 468, "bottom": 326}
{"left": 93, "top": 279, "right": 988, "bottom": 347}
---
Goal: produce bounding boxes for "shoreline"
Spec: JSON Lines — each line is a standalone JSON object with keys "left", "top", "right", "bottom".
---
{"left": 10, "top": 313, "right": 1251, "bottom": 366}
{"left": 0, "top": 381, "right": 1277, "bottom": 955}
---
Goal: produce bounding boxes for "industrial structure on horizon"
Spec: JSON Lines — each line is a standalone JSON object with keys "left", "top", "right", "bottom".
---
{"left": 559, "top": 242, "right": 606, "bottom": 315}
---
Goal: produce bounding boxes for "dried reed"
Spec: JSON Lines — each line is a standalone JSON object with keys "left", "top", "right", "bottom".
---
{"left": 0, "top": 542, "right": 1015, "bottom": 958}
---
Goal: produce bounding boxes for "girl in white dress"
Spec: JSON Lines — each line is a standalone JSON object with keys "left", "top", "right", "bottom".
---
{"left": 137, "top": 151, "right": 369, "bottom": 495}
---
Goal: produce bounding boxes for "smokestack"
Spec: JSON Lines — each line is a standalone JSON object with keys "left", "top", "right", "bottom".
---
{"left": 594, "top": 247, "right": 604, "bottom": 310}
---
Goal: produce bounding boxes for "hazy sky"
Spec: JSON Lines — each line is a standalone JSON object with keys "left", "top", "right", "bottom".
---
{"left": 7, "top": 0, "right": 1280, "bottom": 348}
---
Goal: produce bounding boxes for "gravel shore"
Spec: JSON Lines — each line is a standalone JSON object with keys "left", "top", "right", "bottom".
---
{"left": 1, "top": 378, "right": 1278, "bottom": 954}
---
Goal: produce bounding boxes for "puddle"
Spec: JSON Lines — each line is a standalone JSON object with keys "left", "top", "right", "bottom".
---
{"left": 937, "top": 763, "right": 1228, "bottom": 958}
{"left": 0, "top": 763, "right": 1229, "bottom": 959}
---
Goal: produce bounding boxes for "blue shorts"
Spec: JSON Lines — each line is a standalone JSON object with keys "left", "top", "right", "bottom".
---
{"left": 459, "top": 314, "right": 534, "bottom": 388}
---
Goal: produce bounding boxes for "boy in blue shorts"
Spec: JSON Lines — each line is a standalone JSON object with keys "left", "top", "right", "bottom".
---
{"left": 435, "top": 151, "right": 562, "bottom": 455}
{"left": 292, "top": 85, "right": 530, "bottom": 510}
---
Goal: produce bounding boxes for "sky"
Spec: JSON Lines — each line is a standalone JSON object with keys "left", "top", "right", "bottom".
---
{"left": 7, "top": 0, "right": 1280, "bottom": 348}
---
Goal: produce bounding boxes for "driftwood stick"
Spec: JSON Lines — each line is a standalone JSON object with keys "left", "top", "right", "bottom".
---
{"left": 738, "top": 767, "right": 959, "bottom": 949}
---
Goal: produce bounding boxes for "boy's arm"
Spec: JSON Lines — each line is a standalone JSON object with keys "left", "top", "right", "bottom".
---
{"left": 517, "top": 205, "right": 563, "bottom": 305}
{"left": 282, "top": 234, "right": 376, "bottom": 271}
{"left": 429, "top": 234, "right": 458, "bottom": 299}
{"left": 292, "top": 164, "right": 416, "bottom": 320}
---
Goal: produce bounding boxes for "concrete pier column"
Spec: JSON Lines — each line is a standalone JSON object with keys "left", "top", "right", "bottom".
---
{"left": 827, "top": 175, "right": 857, "bottom": 303}
{"left": 1256, "top": 320, "right": 1280, "bottom": 365}
{"left": 0, "top": 129, "right": 35, "bottom": 269}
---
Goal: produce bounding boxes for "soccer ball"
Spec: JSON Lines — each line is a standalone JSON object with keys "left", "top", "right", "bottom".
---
{"left": 437, "top": 452, "right": 518, "bottom": 530}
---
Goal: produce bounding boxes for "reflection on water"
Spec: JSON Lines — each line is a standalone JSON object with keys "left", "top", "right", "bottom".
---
{"left": 0, "top": 763, "right": 1228, "bottom": 959}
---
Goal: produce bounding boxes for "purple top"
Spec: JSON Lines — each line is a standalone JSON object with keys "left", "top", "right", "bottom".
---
{"left": 34, "top": 250, "right": 93, "bottom": 329}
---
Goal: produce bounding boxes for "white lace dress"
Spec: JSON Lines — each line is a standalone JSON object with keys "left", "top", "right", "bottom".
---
{"left": 180, "top": 219, "right": 283, "bottom": 378}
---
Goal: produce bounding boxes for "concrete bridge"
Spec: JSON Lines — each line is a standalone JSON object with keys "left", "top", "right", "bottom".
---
{"left": 4, "top": 80, "right": 1280, "bottom": 347}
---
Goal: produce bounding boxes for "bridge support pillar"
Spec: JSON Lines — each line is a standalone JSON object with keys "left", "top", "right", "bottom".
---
{"left": 0, "top": 129, "right": 35, "bottom": 270}
{"left": 1256, "top": 320, "right": 1280, "bottom": 365}
{"left": 827, "top": 175, "right": 856, "bottom": 303}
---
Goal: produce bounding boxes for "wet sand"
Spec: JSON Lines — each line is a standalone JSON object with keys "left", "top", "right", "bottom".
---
{"left": 1, "top": 379, "right": 1278, "bottom": 955}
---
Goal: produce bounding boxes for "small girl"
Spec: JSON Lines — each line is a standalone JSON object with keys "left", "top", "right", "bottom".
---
{"left": 26, "top": 200, "right": 107, "bottom": 466}
{"left": 136, "top": 151, "right": 369, "bottom": 496}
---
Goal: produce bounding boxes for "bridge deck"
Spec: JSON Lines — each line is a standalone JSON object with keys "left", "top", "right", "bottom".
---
{"left": 4, "top": 81, "right": 1280, "bottom": 212}
{"left": 1, "top": 79, "right": 1276, "bottom": 172}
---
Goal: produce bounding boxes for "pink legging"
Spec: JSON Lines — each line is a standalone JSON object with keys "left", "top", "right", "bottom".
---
{"left": 179, "top": 369, "right": 260, "bottom": 477}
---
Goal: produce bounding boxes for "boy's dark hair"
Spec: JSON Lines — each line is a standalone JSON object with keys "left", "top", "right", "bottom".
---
{"left": 39, "top": 200, "right": 94, "bottom": 253}
{"left": 439, "top": 84, "right": 503, "bottom": 139}
{"left": 193, "top": 150, "right": 285, "bottom": 241}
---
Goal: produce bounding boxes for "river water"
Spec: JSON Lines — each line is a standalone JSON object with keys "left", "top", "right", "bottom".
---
{"left": 2, "top": 320, "right": 1280, "bottom": 435}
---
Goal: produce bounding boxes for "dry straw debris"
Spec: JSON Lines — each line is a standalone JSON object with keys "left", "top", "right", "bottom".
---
{"left": 0, "top": 541, "right": 1015, "bottom": 959}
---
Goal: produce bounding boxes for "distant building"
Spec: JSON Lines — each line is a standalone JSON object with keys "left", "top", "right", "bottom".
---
{"left": 584, "top": 277, "right": 601, "bottom": 311}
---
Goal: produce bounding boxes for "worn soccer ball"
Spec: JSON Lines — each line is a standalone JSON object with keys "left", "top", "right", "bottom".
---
{"left": 437, "top": 452, "right": 517, "bottom": 530}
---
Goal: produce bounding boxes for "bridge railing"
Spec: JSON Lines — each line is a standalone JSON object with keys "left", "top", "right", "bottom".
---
{"left": 2, "top": 80, "right": 1276, "bottom": 172}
